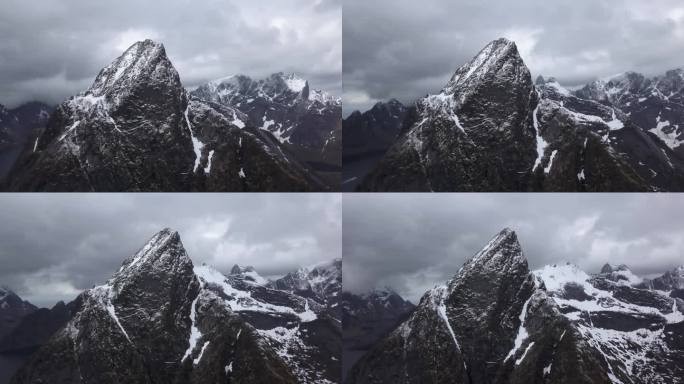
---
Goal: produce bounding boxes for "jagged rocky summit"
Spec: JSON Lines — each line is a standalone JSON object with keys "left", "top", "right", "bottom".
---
{"left": 5, "top": 40, "right": 331, "bottom": 191}
{"left": 346, "top": 228, "right": 684, "bottom": 384}
{"left": 357, "top": 38, "right": 684, "bottom": 191}
{"left": 10, "top": 228, "right": 341, "bottom": 384}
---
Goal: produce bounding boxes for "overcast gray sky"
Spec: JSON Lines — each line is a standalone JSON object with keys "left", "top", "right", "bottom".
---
{"left": 343, "top": 0, "right": 684, "bottom": 115}
{"left": 0, "top": 194, "right": 341, "bottom": 308}
{"left": 343, "top": 194, "right": 684, "bottom": 303}
{"left": 0, "top": 0, "right": 341, "bottom": 108}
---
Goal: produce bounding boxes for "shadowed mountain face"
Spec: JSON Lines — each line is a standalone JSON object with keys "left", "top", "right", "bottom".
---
{"left": 354, "top": 38, "right": 684, "bottom": 192}
{"left": 4, "top": 40, "right": 332, "bottom": 192}
{"left": 0, "top": 102, "right": 52, "bottom": 181}
{"left": 341, "top": 288, "right": 415, "bottom": 381}
{"left": 0, "top": 289, "right": 37, "bottom": 343}
{"left": 342, "top": 99, "right": 408, "bottom": 191}
{"left": 346, "top": 229, "right": 684, "bottom": 384}
{"left": 8, "top": 229, "right": 342, "bottom": 384}
{"left": 0, "top": 288, "right": 39, "bottom": 384}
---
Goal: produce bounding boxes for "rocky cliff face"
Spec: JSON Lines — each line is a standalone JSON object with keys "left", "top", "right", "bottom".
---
{"left": 357, "top": 38, "right": 684, "bottom": 191}
{"left": 10, "top": 229, "right": 341, "bottom": 384}
{"left": 5, "top": 40, "right": 328, "bottom": 191}
{"left": 347, "top": 229, "right": 684, "bottom": 384}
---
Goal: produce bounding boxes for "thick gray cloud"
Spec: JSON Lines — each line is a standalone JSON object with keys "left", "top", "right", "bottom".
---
{"left": 0, "top": 0, "right": 341, "bottom": 108}
{"left": 343, "top": 194, "right": 684, "bottom": 303}
{"left": 0, "top": 194, "right": 341, "bottom": 308}
{"left": 343, "top": 0, "right": 684, "bottom": 115}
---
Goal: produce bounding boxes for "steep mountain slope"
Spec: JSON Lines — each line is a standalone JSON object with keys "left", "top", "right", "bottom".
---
{"left": 190, "top": 73, "right": 342, "bottom": 187}
{"left": 5, "top": 40, "right": 325, "bottom": 191}
{"left": 341, "top": 288, "right": 414, "bottom": 380}
{"left": 10, "top": 229, "right": 340, "bottom": 384}
{"left": 347, "top": 229, "right": 684, "bottom": 384}
{"left": 357, "top": 38, "right": 684, "bottom": 191}
{"left": 0, "top": 102, "right": 51, "bottom": 181}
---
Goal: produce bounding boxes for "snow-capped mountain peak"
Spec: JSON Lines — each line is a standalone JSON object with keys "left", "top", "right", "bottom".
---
{"left": 117, "top": 228, "right": 182, "bottom": 272}
{"left": 457, "top": 228, "right": 527, "bottom": 281}
{"left": 90, "top": 39, "right": 171, "bottom": 99}
{"left": 444, "top": 37, "right": 526, "bottom": 97}
{"left": 13, "top": 229, "right": 340, "bottom": 383}
{"left": 448, "top": 38, "right": 515, "bottom": 84}
{"left": 349, "top": 231, "right": 684, "bottom": 384}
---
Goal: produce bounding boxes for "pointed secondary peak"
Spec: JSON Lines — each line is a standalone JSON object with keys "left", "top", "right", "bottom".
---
{"left": 118, "top": 228, "right": 185, "bottom": 272}
{"left": 89, "top": 39, "right": 174, "bottom": 97}
{"left": 445, "top": 37, "right": 522, "bottom": 90}
{"left": 463, "top": 228, "right": 525, "bottom": 271}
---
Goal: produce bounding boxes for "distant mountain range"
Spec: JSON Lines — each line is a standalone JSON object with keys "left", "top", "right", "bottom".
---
{"left": 341, "top": 288, "right": 415, "bottom": 381}
{"left": 1, "top": 229, "right": 341, "bottom": 383}
{"left": 346, "top": 228, "right": 684, "bottom": 384}
{"left": 345, "top": 38, "right": 684, "bottom": 191}
{"left": 0, "top": 102, "right": 52, "bottom": 182}
{"left": 3, "top": 40, "right": 340, "bottom": 191}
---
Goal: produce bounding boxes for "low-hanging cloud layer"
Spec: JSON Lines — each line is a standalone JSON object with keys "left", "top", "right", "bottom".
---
{"left": 343, "top": 0, "right": 684, "bottom": 115}
{"left": 0, "top": 194, "right": 341, "bottom": 308}
{"left": 343, "top": 194, "right": 684, "bottom": 303}
{"left": 0, "top": 0, "right": 341, "bottom": 108}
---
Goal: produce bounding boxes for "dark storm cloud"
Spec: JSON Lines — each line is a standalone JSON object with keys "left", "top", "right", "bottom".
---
{"left": 343, "top": 194, "right": 684, "bottom": 303}
{"left": 0, "top": 0, "right": 341, "bottom": 108}
{"left": 0, "top": 194, "right": 341, "bottom": 308}
{"left": 343, "top": 0, "right": 684, "bottom": 115}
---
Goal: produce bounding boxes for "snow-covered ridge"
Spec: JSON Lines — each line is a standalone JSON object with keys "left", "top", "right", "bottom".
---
{"left": 534, "top": 263, "right": 684, "bottom": 382}
{"left": 194, "top": 72, "right": 338, "bottom": 106}
{"left": 195, "top": 265, "right": 319, "bottom": 322}
{"left": 535, "top": 263, "right": 682, "bottom": 324}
